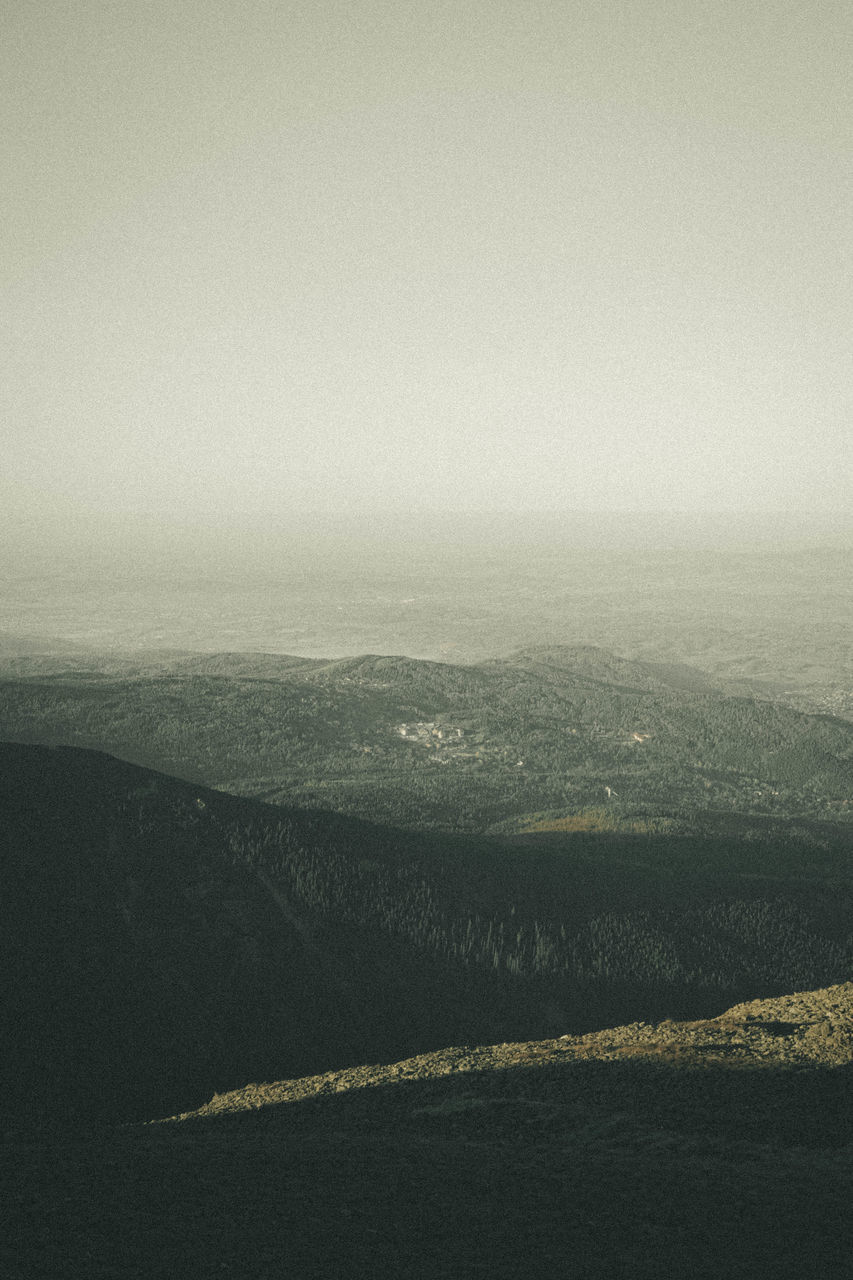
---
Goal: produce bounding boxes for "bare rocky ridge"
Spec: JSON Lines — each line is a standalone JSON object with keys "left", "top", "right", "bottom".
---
{"left": 5, "top": 984, "right": 851, "bottom": 1279}
{"left": 566, "top": 981, "right": 853, "bottom": 1066}
{"left": 166, "top": 981, "right": 852, "bottom": 1122}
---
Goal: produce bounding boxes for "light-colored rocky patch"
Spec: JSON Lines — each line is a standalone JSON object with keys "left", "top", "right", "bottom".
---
{"left": 160, "top": 982, "right": 852, "bottom": 1124}
{"left": 563, "top": 982, "right": 853, "bottom": 1068}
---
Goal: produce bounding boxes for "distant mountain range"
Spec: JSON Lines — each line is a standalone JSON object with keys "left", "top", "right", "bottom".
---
{"left": 1, "top": 643, "right": 851, "bottom": 835}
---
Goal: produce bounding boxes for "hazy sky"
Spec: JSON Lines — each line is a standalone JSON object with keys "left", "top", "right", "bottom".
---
{"left": 3, "top": 0, "right": 851, "bottom": 531}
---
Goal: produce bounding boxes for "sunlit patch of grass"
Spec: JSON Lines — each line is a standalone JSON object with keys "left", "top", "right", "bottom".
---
{"left": 521, "top": 808, "right": 676, "bottom": 836}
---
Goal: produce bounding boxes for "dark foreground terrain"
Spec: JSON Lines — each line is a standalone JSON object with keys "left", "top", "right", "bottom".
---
{"left": 2, "top": 731, "right": 850, "bottom": 1277}
{"left": 3, "top": 741, "right": 850, "bottom": 1127}
{"left": 2, "top": 984, "right": 850, "bottom": 1279}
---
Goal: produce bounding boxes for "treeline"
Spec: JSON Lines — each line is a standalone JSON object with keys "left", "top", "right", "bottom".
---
{"left": 4, "top": 740, "right": 850, "bottom": 1125}
{"left": 220, "top": 809, "right": 852, "bottom": 1019}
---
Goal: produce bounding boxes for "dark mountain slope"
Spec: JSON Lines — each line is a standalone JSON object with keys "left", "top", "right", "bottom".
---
{"left": 2, "top": 985, "right": 850, "bottom": 1280}
{"left": 2, "top": 743, "right": 850, "bottom": 1130}
{"left": 1, "top": 743, "right": 476, "bottom": 1125}
{"left": 1, "top": 745, "right": 354, "bottom": 1124}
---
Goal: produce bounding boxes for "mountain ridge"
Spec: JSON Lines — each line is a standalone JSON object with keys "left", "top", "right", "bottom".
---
{"left": 4, "top": 981, "right": 849, "bottom": 1279}
{"left": 2, "top": 642, "right": 851, "bottom": 833}
{"left": 162, "top": 980, "right": 853, "bottom": 1125}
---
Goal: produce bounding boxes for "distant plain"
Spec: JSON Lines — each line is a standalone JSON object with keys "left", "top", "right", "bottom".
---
{"left": 2, "top": 520, "right": 850, "bottom": 708}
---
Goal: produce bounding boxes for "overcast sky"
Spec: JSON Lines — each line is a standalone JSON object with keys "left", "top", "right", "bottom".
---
{"left": 2, "top": 0, "right": 851, "bottom": 534}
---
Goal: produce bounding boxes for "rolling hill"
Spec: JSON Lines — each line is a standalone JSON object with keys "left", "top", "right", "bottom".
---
{"left": 1, "top": 644, "right": 851, "bottom": 833}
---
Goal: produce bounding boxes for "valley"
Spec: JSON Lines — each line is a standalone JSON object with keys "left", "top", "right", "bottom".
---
{"left": 1, "top": 625, "right": 850, "bottom": 1277}
{"left": 5, "top": 0, "right": 851, "bottom": 1265}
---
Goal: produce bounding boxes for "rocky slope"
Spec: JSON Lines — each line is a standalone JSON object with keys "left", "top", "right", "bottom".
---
{"left": 4, "top": 985, "right": 848, "bottom": 1279}
{"left": 164, "top": 980, "right": 853, "bottom": 1122}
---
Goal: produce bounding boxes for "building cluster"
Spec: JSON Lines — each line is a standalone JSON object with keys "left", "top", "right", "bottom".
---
{"left": 395, "top": 722, "right": 465, "bottom": 743}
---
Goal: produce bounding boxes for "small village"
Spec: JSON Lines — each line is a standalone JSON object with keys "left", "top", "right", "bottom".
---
{"left": 392, "top": 721, "right": 485, "bottom": 766}
{"left": 395, "top": 721, "right": 465, "bottom": 744}
{"left": 388, "top": 720, "right": 656, "bottom": 772}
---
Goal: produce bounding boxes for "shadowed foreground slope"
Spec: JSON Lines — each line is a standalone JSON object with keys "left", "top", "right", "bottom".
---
{"left": 2, "top": 985, "right": 850, "bottom": 1279}
{"left": 2, "top": 741, "right": 850, "bottom": 1128}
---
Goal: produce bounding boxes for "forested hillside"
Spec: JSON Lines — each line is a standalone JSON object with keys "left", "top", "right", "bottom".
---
{"left": 3, "top": 742, "right": 849, "bottom": 1127}
{"left": 3, "top": 645, "right": 845, "bottom": 834}
{"left": 1, "top": 645, "right": 850, "bottom": 832}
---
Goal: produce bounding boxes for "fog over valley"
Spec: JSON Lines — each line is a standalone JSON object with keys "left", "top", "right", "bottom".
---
{"left": 2, "top": 513, "right": 850, "bottom": 711}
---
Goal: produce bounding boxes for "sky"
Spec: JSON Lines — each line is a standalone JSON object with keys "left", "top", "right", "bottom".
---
{"left": 2, "top": 0, "right": 851, "bottom": 537}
